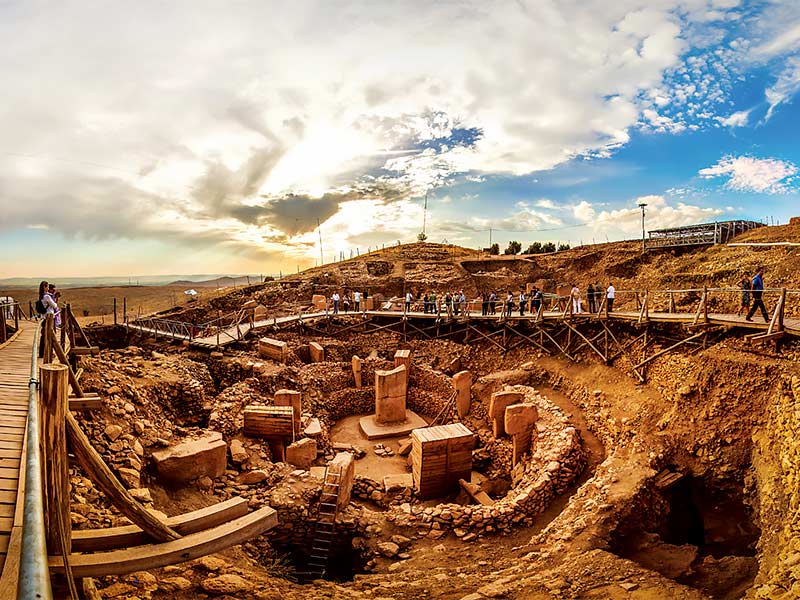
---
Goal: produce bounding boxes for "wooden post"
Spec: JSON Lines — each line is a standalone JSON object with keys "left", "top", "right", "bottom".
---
{"left": 113, "top": 298, "right": 117, "bottom": 325}
{"left": 65, "top": 411, "right": 181, "bottom": 542}
{"left": 14, "top": 302, "right": 18, "bottom": 330}
{"left": 123, "top": 297, "right": 127, "bottom": 324}
{"left": 43, "top": 314, "right": 54, "bottom": 363}
{"left": 703, "top": 286, "right": 708, "bottom": 323}
{"left": 40, "top": 363, "right": 71, "bottom": 555}
{"left": 0, "top": 305, "right": 5, "bottom": 343}
{"left": 668, "top": 291, "right": 675, "bottom": 314}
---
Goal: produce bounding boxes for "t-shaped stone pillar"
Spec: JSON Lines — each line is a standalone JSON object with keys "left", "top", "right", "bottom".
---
{"left": 309, "top": 342, "right": 324, "bottom": 362}
{"left": 453, "top": 370, "right": 472, "bottom": 417}
{"left": 274, "top": 389, "right": 302, "bottom": 437}
{"left": 488, "top": 390, "right": 524, "bottom": 438}
{"left": 352, "top": 355, "right": 362, "bottom": 389}
{"left": 375, "top": 365, "right": 407, "bottom": 424}
{"left": 504, "top": 403, "right": 538, "bottom": 466}
{"left": 329, "top": 451, "right": 355, "bottom": 510}
{"left": 394, "top": 349, "right": 411, "bottom": 385}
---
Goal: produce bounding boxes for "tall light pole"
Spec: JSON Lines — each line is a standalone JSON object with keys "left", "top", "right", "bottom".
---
{"left": 638, "top": 202, "right": 647, "bottom": 254}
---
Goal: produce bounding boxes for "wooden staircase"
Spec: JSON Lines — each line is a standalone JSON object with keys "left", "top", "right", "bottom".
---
{"left": 302, "top": 467, "right": 342, "bottom": 581}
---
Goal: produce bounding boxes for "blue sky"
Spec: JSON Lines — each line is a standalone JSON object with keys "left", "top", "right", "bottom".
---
{"left": 1, "top": 1, "right": 799, "bottom": 276}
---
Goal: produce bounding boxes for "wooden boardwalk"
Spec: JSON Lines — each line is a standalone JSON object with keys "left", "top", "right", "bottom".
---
{"left": 126, "top": 306, "right": 797, "bottom": 349}
{"left": 0, "top": 322, "right": 34, "bottom": 584}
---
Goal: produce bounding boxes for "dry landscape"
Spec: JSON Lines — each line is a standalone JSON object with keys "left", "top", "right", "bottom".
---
{"left": 28, "top": 224, "right": 800, "bottom": 599}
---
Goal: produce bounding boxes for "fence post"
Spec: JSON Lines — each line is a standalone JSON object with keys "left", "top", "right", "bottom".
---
{"left": 39, "top": 363, "right": 71, "bottom": 555}
{"left": 123, "top": 297, "right": 127, "bottom": 325}
{"left": 0, "top": 304, "right": 6, "bottom": 343}
{"left": 114, "top": 297, "right": 117, "bottom": 325}
{"left": 15, "top": 302, "right": 19, "bottom": 330}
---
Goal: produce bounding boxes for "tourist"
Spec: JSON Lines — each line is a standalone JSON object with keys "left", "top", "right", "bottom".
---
{"left": 354, "top": 290, "right": 361, "bottom": 312}
{"left": 594, "top": 283, "right": 602, "bottom": 313}
{"left": 746, "top": 267, "right": 769, "bottom": 322}
{"left": 570, "top": 284, "right": 582, "bottom": 314}
{"left": 459, "top": 290, "right": 466, "bottom": 315}
{"left": 519, "top": 289, "right": 526, "bottom": 316}
{"left": 481, "top": 292, "right": 488, "bottom": 316}
{"left": 35, "top": 280, "right": 49, "bottom": 319}
{"left": 531, "top": 286, "right": 542, "bottom": 314}
{"left": 445, "top": 291, "right": 452, "bottom": 318}
{"left": 423, "top": 292, "right": 429, "bottom": 313}
{"left": 405, "top": 291, "right": 412, "bottom": 312}
{"left": 430, "top": 290, "right": 437, "bottom": 314}
{"left": 489, "top": 291, "right": 497, "bottom": 315}
{"left": 606, "top": 282, "right": 615, "bottom": 314}
{"left": 44, "top": 282, "right": 61, "bottom": 327}
{"left": 737, "top": 274, "right": 750, "bottom": 317}
{"left": 453, "top": 290, "right": 460, "bottom": 316}
{"left": 587, "top": 283, "right": 596, "bottom": 313}
{"left": 505, "top": 291, "right": 514, "bottom": 317}
{"left": 331, "top": 291, "right": 340, "bottom": 314}
{"left": 343, "top": 293, "right": 351, "bottom": 312}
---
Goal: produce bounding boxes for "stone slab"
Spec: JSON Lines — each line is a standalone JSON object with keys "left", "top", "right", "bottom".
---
{"left": 358, "top": 409, "right": 427, "bottom": 440}
{"left": 384, "top": 473, "right": 414, "bottom": 493}
{"left": 453, "top": 370, "right": 472, "bottom": 417}
{"left": 286, "top": 438, "right": 317, "bottom": 470}
{"left": 151, "top": 431, "right": 227, "bottom": 486}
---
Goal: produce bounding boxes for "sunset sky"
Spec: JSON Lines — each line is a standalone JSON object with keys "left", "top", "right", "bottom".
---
{"left": 2, "top": 1, "right": 800, "bottom": 277}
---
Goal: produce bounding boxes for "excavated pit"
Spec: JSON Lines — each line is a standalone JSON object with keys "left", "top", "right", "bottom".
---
{"left": 75, "top": 308, "right": 800, "bottom": 599}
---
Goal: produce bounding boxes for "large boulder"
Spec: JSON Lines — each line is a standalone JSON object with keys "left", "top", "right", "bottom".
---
{"left": 151, "top": 431, "right": 227, "bottom": 486}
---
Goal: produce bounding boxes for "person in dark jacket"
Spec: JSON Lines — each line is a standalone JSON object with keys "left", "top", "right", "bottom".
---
{"left": 746, "top": 268, "right": 769, "bottom": 322}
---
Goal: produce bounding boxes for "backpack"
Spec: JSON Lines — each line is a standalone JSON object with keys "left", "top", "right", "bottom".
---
{"left": 35, "top": 299, "right": 46, "bottom": 314}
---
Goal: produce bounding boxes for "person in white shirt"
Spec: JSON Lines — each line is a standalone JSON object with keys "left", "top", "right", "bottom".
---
{"left": 354, "top": 291, "right": 361, "bottom": 311}
{"left": 570, "top": 284, "right": 582, "bottom": 314}
{"left": 331, "top": 291, "right": 340, "bottom": 314}
{"left": 606, "top": 283, "right": 615, "bottom": 313}
{"left": 405, "top": 291, "right": 412, "bottom": 312}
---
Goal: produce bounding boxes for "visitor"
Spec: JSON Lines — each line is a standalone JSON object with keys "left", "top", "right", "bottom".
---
{"left": 606, "top": 282, "right": 615, "bottom": 314}
{"left": 505, "top": 291, "right": 514, "bottom": 317}
{"left": 354, "top": 290, "right": 361, "bottom": 312}
{"left": 459, "top": 290, "right": 466, "bottom": 315}
{"left": 594, "top": 283, "right": 602, "bottom": 313}
{"left": 343, "top": 293, "right": 351, "bottom": 312}
{"left": 737, "top": 274, "right": 750, "bottom": 317}
{"left": 481, "top": 292, "right": 488, "bottom": 316}
{"left": 489, "top": 291, "right": 497, "bottom": 315}
{"left": 405, "top": 291, "right": 412, "bottom": 313}
{"left": 430, "top": 290, "right": 437, "bottom": 314}
{"left": 445, "top": 292, "right": 452, "bottom": 318}
{"left": 43, "top": 282, "right": 61, "bottom": 327}
{"left": 453, "top": 290, "right": 460, "bottom": 316}
{"left": 531, "top": 286, "right": 542, "bottom": 314}
{"left": 570, "top": 284, "right": 582, "bottom": 314}
{"left": 331, "top": 291, "right": 340, "bottom": 314}
{"left": 519, "top": 289, "right": 526, "bottom": 316}
{"left": 587, "top": 283, "right": 596, "bottom": 313}
{"left": 746, "top": 267, "right": 769, "bottom": 322}
{"left": 35, "top": 280, "right": 49, "bottom": 319}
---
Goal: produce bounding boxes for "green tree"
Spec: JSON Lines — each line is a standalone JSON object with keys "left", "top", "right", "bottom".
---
{"left": 524, "top": 241, "right": 543, "bottom": 254}
{"left": 504, "top": 240, "right": 521, "bottom": 255}
{"left": 542, "top": 242, "right": 556, "bottom": 253}
{"left": 557, "top": 243, "right": 571, "bottom": 252}
{"left": 489, "top": 243, "right": 500, "bottom": 255}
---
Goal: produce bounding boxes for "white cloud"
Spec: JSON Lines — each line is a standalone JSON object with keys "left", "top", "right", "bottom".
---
{"left": 716, "top": 108, "right": 750, "bottom": 127}
{"left": 534, "top": 199, "right": 558, "bottom": 209}
{"left": 698, "top": 156, "right": 798, "bottom": 193}
{"left": 765, "top": 56, "right": 800, "bottom": 120}
{"left": 578, "top": 195, "right": 724, "bottom": 233}
{"left": 0, "top": 0, "right": 785, "bottom": 269}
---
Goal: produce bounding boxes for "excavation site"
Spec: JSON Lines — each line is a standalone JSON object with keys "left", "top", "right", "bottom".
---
{"left": 7, "top": 224, "right": 800, "bottom": 600}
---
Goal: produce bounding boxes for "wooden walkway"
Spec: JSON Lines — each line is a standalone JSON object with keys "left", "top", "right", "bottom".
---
{"left": 126, "top": 306, "right": 798, "bottom": 349}
{"left": 0, "top": 322, "right": 34, "bottom": 584}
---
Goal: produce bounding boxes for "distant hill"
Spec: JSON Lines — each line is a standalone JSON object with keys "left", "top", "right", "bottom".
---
{"left": 0, "top": 274, "right": 270, "bottom": 289}
{"left": 169, "top": 276, "right": 265, "bottom": 288}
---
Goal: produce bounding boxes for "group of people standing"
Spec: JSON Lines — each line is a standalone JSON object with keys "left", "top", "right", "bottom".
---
{"left": 36, "top": 280, "right": 62, "bottom": 326}
{"left": 330, "top": 290, "right": 363, "bottom": 314}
